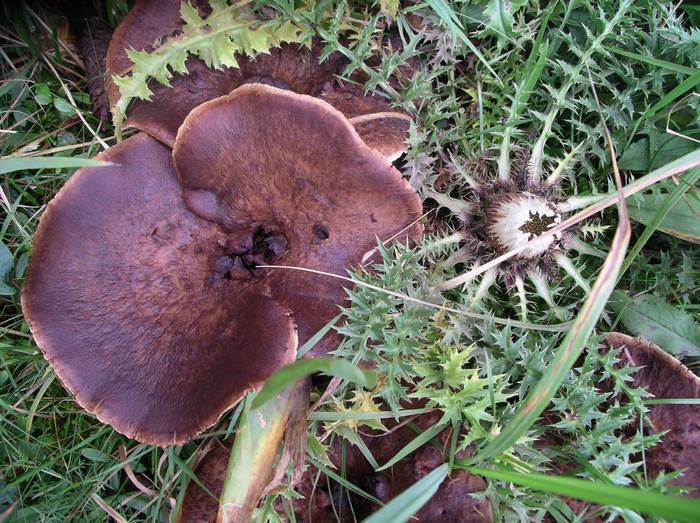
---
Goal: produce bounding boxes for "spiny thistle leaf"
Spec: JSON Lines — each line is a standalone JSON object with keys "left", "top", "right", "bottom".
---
{"left": 111, "top": 1, "right": 305, "bottom": 138}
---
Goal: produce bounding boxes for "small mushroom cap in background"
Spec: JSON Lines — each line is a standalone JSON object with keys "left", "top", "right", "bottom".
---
{"left": 173, "top": 84, "right": 423, "bottom": 356}
{"left": 21, "top": 133, "right": 297, "bottom": 446}
{"left": 604, "top": 333, "right": 700, "bottom": 496}
{"left": 105, "top": 0, "right": 411, "bottom": 158}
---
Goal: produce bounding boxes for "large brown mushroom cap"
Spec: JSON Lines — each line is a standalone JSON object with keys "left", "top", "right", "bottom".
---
{"left": 173, "top": 84, "right": 422, "bottom": 356}
{"left": 21, "top": 133, "right": 298, "bottom": 446}
{"left": 105, "top": 0, "right": 411, "bottom": 157}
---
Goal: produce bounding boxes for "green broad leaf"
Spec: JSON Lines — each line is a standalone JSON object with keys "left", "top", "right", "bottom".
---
{"left": 459, "top": 466, "right": 700, "bottom": 522}
{"left": 0, "top": 241, "right": 14, "bottom": 295}
{"left": 650, "top": 136, "right": 699, "bottom": 170}
{"left": 380, "top": 0, "right": 399, "bottom": 19}
{"left": 251, "top": 358, "right": 377, "bottom": 409}
{"left": 0, "top": 157, "right": 109, "bottom": 175}
{"left": 618, "top": 138, "right": 650, "bottom": 171}
{"left": 80, "top": 448, "right": 109, "bottom": 462}
{"left": 628, "top": 190, "right": 700, "bottom": 243}
{"left": 362, "top": 464, "right": 448, "bottom": 523}
{"left": 33, "top": 83, "right": 52, "bottom": 105}
{"left": 0, "top": 242, "right": 13, "bottom": 281}
{"left": 609, "top": 290, "right": 700, "bottom": 357}
{"left": 52, "top": 97, "right": 74, "bottom": 116}
{"left": 620, "top": 168, "right": 699, "bottom": 278}
{"left": 0, "top": 284, "right": 14, "bottom": 298}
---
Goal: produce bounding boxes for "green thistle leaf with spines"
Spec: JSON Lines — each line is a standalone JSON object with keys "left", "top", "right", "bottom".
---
{"left": 111, "top": 1, "right": 306, "bottom": 138}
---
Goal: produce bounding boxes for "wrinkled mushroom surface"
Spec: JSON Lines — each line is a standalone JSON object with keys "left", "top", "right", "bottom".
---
{"left": 21, "top": 133, "right": 298, "bottom": 445}
{"left": 106, "top": 0, "right": 410, "bottom": 158}
{"left": 22, "top": 85, "right": 421, "bottom": 444}
{"left": 173, "top": 84, "right": 422, "bottom": 355}
{"left": 605, "top": 333, "right": 700, "bottom": 496}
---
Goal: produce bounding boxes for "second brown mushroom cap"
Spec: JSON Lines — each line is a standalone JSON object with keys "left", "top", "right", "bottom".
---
{"left": 107, "top": 0, "right": 413, "bottom": 159}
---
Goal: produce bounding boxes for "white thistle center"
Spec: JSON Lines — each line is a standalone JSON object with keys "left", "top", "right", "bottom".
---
{"left": 486, "top": 192, "right": 561, "bottom": 258}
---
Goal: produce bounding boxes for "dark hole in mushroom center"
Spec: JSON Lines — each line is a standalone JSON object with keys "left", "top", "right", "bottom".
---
{"left": 209, "top": 225, "right": 287, "bottom": 284}
{"left": 312, "top": 222, "right": 329, "bottom": 240}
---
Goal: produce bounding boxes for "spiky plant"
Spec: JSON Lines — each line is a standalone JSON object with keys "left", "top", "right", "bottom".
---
{"left": 413, "top": 2, "right": 642, "bottom": 323}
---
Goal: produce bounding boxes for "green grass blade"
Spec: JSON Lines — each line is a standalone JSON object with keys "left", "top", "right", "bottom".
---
{"left": 309, "top": 458, "right": 383, "bottom": 505}
{"left": 0, "top": 156, "right": 110, "bottom": 174}
{"left": 296, "top": 313, "right": 342, "bottom": 358}
{"left": 460, "top": 466, "right": 700, "bottom": 521}
{"left": 644, "top": 398, "right": 700, "bottom": 405}
{"left": 251, "top": 357, "right": 377, "bottom": 409}
{"left": 362, "top": 463, "right": 448, "bottom": 523}
{"left": 376, "top": 421, "right": 447, "bottom": 471}
{"left": 605, "top": 46, "right": 697, "bottom": 75}
{"left": 308, "top": 408, "right": 433, "bottom": 421}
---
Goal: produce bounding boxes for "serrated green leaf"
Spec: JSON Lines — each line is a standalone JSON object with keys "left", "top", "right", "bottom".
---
{"left": 126, "top": 49, "right": 173, "bottom": 86}
{"left": 111, "top": 3, "right": 306, "bottom": 137}
{"left": 180, "top": 1, "right": 203, "bottom": 28}
{"left": 112, "top": 74, "right": 154, "bottom": 101}
{"left": 270, "top": 20, "right": 303, "bottom": 45}
{"left": 482, "top": 0, "right": 516, "bottom": 44}
{"left": 609, "top": 290, "right": 700, "bottom": 357}
{"left": 628, "top": 190, "right": 700, "bottom": 242}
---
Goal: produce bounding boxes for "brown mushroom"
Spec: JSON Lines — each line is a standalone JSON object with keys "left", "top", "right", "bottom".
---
{"left": 21, "top": 133, "right": 298, "bottom": 445}
{"left": 173, "top": 83, "right": 422, "bottom": 356}
{"left": 604, "top": 333, "right": 700, "bottom": 496}
{"left": 105, "top": 0, "right": 411, "bottom": 158}
{"left": 22, "top": 85, "right": 422, "bottom": 444}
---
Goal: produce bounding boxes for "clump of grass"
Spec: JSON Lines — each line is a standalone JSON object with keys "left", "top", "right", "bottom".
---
{"left": 1, "top": 0, "right": 698, "bottom": 522}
